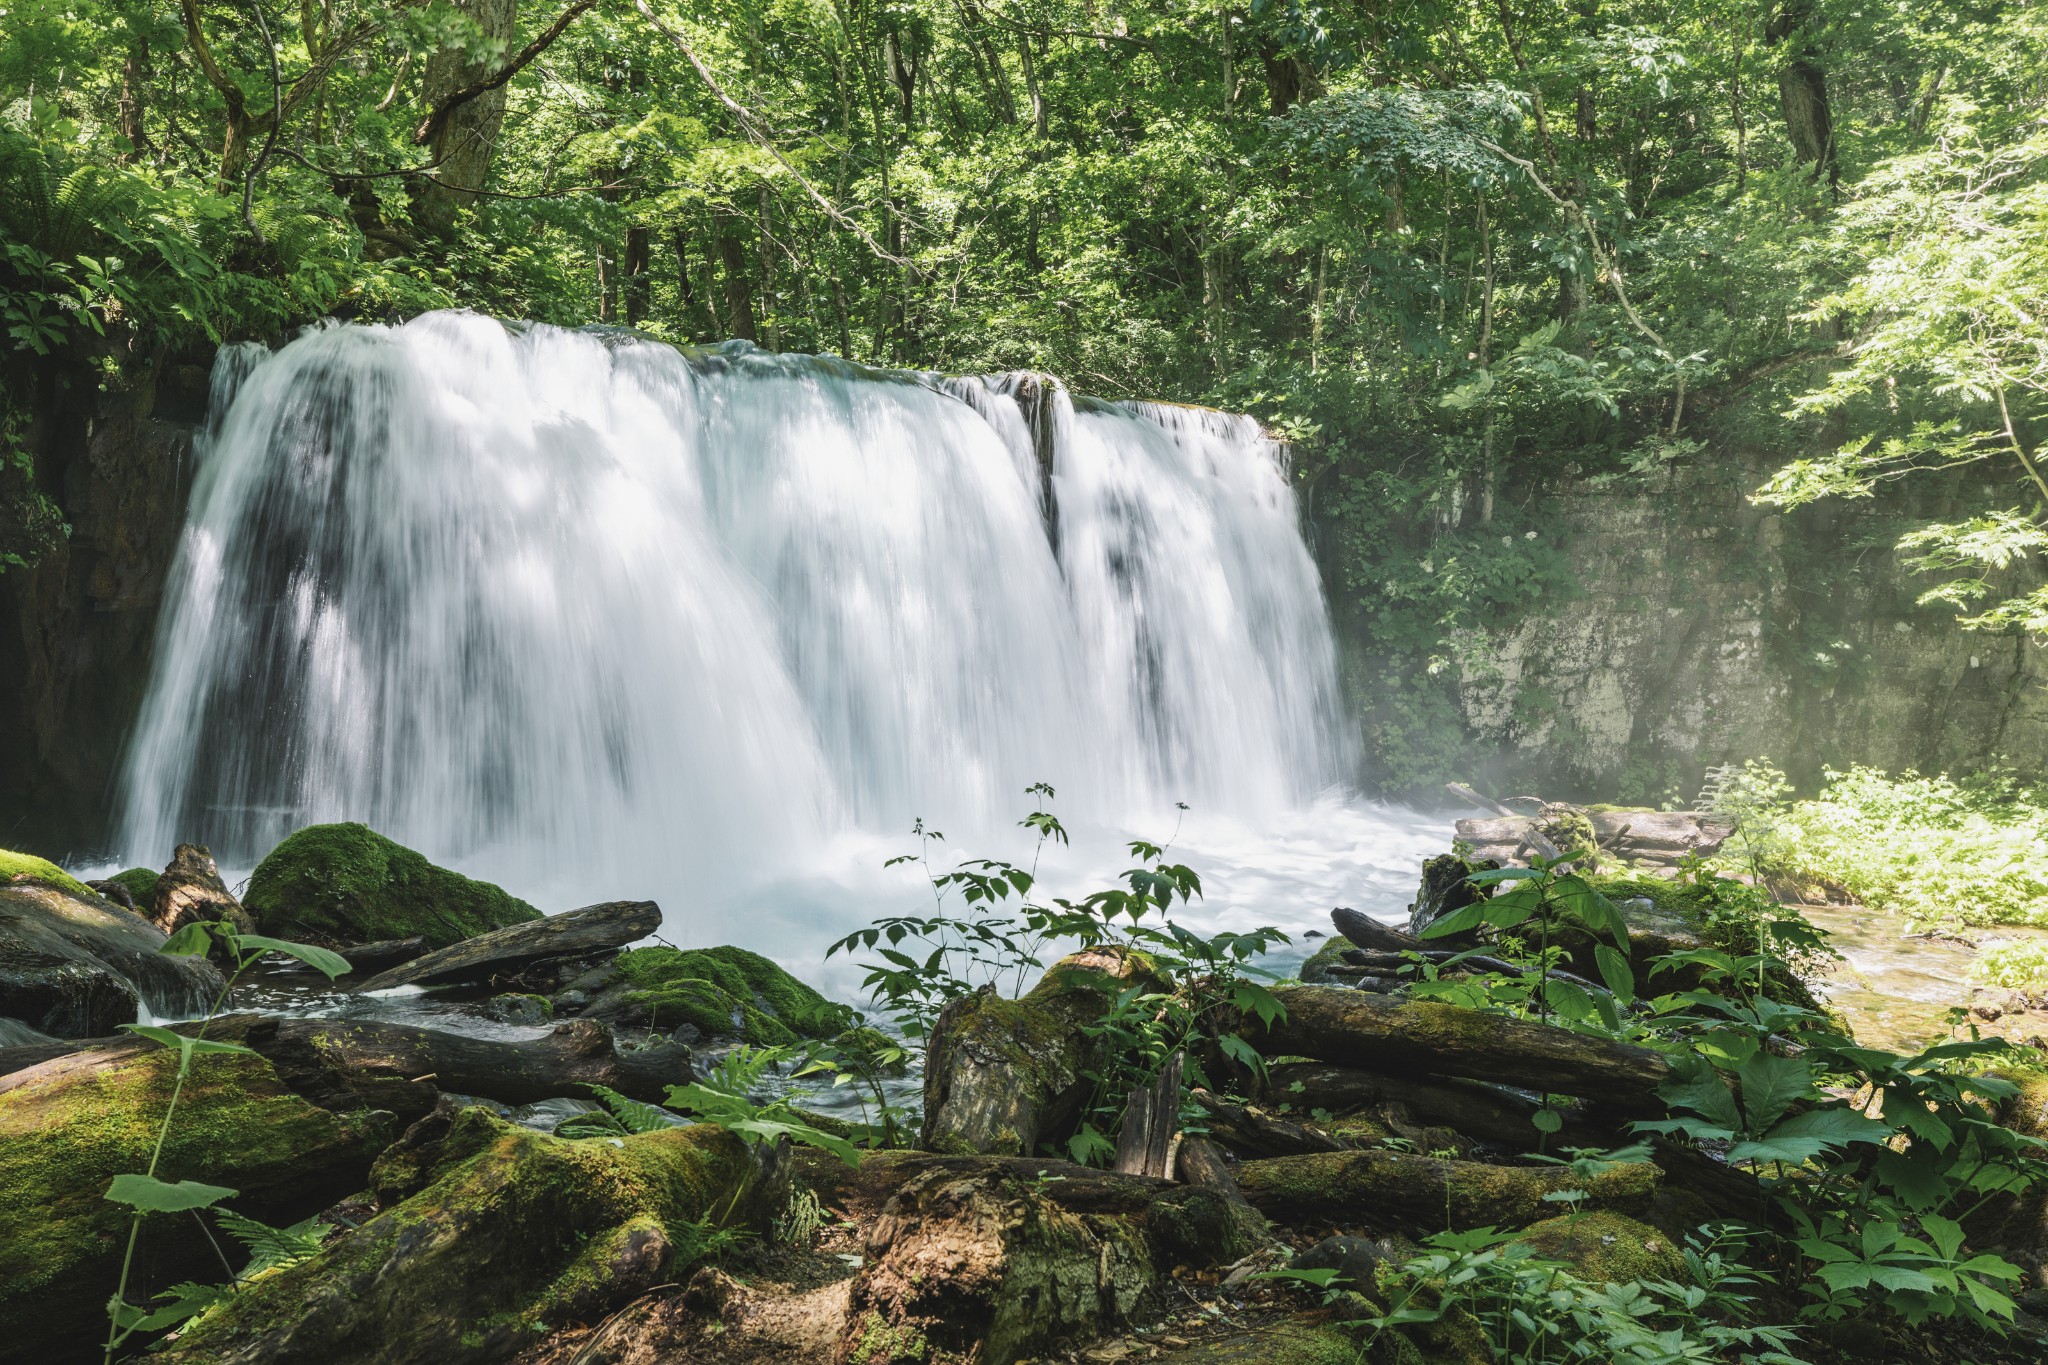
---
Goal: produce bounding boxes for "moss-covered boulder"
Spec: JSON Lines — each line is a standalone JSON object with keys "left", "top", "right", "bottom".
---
{"left": 244, "top": 823, "right": 540, "bottom": 949}
{"left": 157, "top": 1110, "right": 786, "bottom": 1365}
{"left": 0, "top": 1043, "right": 396, "bottom": 1354}
{"left": 106, "top": 866, "right": 162, "bottom": 908}
{"left": 582, "top": 944, "right": 854, "bottom": 1045}
{"left": 1298, "top": 934, "right": 1351, "bottom": 983}
{"left": 0, "top": 846, "right": 92, "bottom": 897}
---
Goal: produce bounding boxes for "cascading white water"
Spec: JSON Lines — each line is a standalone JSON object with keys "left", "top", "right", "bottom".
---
{"left": 119, "top": 311, "right": 1441, "bottom": 962}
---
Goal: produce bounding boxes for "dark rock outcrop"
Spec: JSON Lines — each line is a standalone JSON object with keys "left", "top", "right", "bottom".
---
{"left": 149, "top": 842, "right": 258, "bottom": 938}
{"left": 0, "top": 880, "right": 222, "bottom": 1036}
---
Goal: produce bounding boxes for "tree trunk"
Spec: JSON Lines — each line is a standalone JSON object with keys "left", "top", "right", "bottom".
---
{"left": 716, "top": 216, "right": 759, "bottom": 341}
{"left": 623, "top": 225, "right": 651, "bottom": 325}
{"left": 414, "top": 0, "right": 520, "bottom": 237}
{"left": 1766, "top": 0, "right": 1838, "bottom": 185}
{"left": 117, "top": 31, "right": 151, "bottom": 161}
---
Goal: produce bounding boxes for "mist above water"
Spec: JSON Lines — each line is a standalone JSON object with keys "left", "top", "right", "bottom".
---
{"left": 119, "top": 311, "right": 1442, "bottom": 970}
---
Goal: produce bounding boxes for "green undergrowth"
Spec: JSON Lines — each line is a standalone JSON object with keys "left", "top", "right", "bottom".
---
{"left": 242, "top": 823, "right": 540, "bottom": 948}
{"left": 1772, "top": 766, "right": 2048, "bottom": 929}
{"left": 0, "top": 847, "right": 91, "bottom": 897}
{"left": 614, "top": 944, "right": 855, "bottom": 1045}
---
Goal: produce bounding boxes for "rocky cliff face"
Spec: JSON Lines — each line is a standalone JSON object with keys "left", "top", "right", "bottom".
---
{"left": 1329, "top": 463, "right": 2048, "bottom": 801}
{"left": 0, "top": 338, "right": 210, "bottom": 857}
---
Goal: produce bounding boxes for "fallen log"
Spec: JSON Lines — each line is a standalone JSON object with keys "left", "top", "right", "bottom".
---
{"left": 1257, "top": 985, "right": 1670, "bottom": 1113}
{"left": 1, "top": 1014, "right": 693, "bottom": 1111}
{"left": 1330, "top": 906, "right": 1423, "bottom": 954}
{"left": 352, "top": 900, "right": 662, "bottom": 993}
{"left": 1234, "top": 1147, "right": 1661, "bottom": 1232}
{"left": 1259, "top": 1062, "right": 1618, "bottom": 1153}
{"left": 1190, "top": 1087, "right": 1348, "bottom": 1159}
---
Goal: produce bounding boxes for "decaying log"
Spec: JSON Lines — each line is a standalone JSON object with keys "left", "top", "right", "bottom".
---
{"left": 1258, "top": 985, "right": 1670, "bottom": 1112}
{"left": 1339, "top": 947, "right": 1612, "bottom": 997}
{"left": 337, "top": 936, "right": 431, "bottom": 973}
{"left": 1406, "top": 849, "right": 1502, "bottom": 939}
{"left": 1190, "top": 1087, "right": 1348, "bottom": 1159}
{"left": 1448, "top": 783, "right": 1561, "bottom": 859}
{"left": 1259, "top": 1062, "right": 1616, "bottom": 1153}
{"left": 922, "top": 946, "right": 1158, "bottom": 1156}
{"left": 1234, "top": 1147, "right": 1661, "bottom": 1232}
{"left": 1, "top": 1013, "right": 693, "bottom": 1112}
{"left": 157, "top": 1111, "right": 785, "bottom": 1365}
{"left": 840, "top": 1152, "right": 1265, "bottom": 1365}
{"left": 1112, "top": 1051, "right": 1183, "bottom": 1177}
{"left": 1174, "top": 1135, "right": 1248, "bottom": 1199}
{"left": 352, "top": 900, "right": 662, "bottom": 992}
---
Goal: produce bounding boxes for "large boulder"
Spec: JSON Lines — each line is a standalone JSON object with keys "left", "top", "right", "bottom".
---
{"left": 0, "top": 848, "right": 93, "bottom": 897}
{"left": 149, "top": 843, "right": 258, "bottom": 939}
{"left": 567, "top": 942, "right": 853, "bottom": 1044}
{"left": 244, "top": 823, "right": 540, "bottom": 949}
{"left": 351, "top": 900, "right": 662, "bottom": 993}
{"left": 155, "top": 1111, "right": 787, "bottom": 1365}
{"left": 0, "top": 1039, "right": 398, "bottom": 1354}
{"left": 0, "top": 879, "right": 223, "bottom": 1037}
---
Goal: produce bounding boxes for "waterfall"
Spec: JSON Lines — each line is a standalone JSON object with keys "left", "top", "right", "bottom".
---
{"left": 118, "top": 311, "right": 1396, "bottom": 949}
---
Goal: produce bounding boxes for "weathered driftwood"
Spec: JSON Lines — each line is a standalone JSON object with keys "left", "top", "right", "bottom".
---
{"left": 1457, "top": 808, "right": 1733, "bottom": 869}
{"left": 337, "top": 936, "right": 431, "bottom": 973}
{"left": 1112, "top": 1051, "right": 1183, "bottom": 1177}
{"left": 1259, "top": 1061, "right": 1616, "bottom": 1153}
{"left": 1234, "top": 1147, "right": 1661, "bottom": 1232}
{"left": 1339, "top": 946, "right": 1612, "bottom": 997}
{"left": 352, "top": 899, "right": 661, "bottom": 992}
{"left": 1330, "top": 905, "right": 1423, "bottom": 954}
{"left": 840, "top": 1152, "right": 1265, "bottom": 1365}
{"left": 1257, "top": 985, "right": 1670, "bottom": 1112}
{"left": 156, "top": 1110, "right": 786, "bottom": 1365}
{"left": 921, "top": 946, "right": 1157, "bottom": 1156}
{"left": 0, "top": 1034, "right": 396, "bottom": 1355}
{"left": 1448, "top": 783, "right": 1563, "bottom": 858}
{"left": 1190, "top": 1087, "right": 1348, "bottom": 1159}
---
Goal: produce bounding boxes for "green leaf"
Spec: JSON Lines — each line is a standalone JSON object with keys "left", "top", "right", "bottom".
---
{"left": 104, "top": 1172, "right": 238, "bottom": 1213}
{"left": 159, "top": 922, "right": 213, "bottom": 957}
{"left": 1593, "top": 943, "right": 1635, "bottom": 1000}
{"left": 1418, "top": 900, "right": 1489, "bottom": 939}
{"left": 1732, "top": 1053, "right": 1815, "bottom": 1134}
{"left": 119, "top": 1023, "right": 259, "bottom": 1072}
{"left": 1531, "top": 1107, "right": 1564, "bottom": 1134}
{"left": 227, "top": 934, "right": 351, "bottom": 980}
{"left": 1657, "top": 1051, "right": 1742, "bottom": 1132}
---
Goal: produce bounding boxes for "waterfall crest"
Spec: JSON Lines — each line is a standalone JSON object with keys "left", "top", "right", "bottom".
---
{"left": 119, "top": 311, "right": 1354, "bottom": 914}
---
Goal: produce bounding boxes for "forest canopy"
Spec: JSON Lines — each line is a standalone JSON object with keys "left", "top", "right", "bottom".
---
{"left": 4, "top": 0, "right": 2047, "bottom": 669}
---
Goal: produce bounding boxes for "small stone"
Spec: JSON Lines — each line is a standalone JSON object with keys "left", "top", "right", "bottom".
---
{"left": 483, "top": 993, "right": 553, "bottom": 1026}
{"left": 1972, "top": 1003, "right": 2004, "bottom": 1022}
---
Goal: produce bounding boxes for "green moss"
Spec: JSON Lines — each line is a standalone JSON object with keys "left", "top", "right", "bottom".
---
{"left": 107, "top": 866, "right": 161, "bottom": 907}
{"left": 162, "top": 1113, "right": 773, "bottom": 1362}
{"left": 847, "top": 1309, "right": 930, "bottom": 1365}
{"left": 0, "top": 1047, "right": 390, "bottom": 1349}
{"left": 614, "top": 945, "right": 853, "bottom": 1044}
{"left": 1298, "top": 935, "right": 1352, "bottom": 983}
{"left": 1517, "top": 1210, "right": 1684, "bottom": 1286}
{"left": 243, "top": 823, "right": 540, "bottom": 948}
{"left": 0, "top": 847, "right": 91, "bottom": 897}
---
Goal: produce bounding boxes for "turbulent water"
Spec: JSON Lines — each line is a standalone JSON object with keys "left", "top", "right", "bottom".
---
{"left": 119, "top": 312, "right": 1444, "bottom": 975}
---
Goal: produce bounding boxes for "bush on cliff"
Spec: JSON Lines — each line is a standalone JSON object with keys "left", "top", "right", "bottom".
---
{"left": 243, "top": 824, "right": 539, "bottom": 949}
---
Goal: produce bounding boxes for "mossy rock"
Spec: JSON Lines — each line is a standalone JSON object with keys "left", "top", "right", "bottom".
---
{"left": 244, "top": 823, "right": 540, "bottom": 949}
{"left": 159, "top": 1110, "right": 782, "bottom": 1365}
{"left": 107, "top": 866, "right": 162, "bottom": 907}
{"left": 1298, "top": 935, "right": 1351, "bottom": 983}
{"left": 608, "top": 944, "right": 854, "bottom": 1045}
{"left": 0, "top": 847, "right": 91, "bottom": 897}
{"left": 0, "top": 1044, "right": 395, "bottom": 1353}
{"left": 1517, "top": 1209, "right": 1684, "bottom": 1285}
